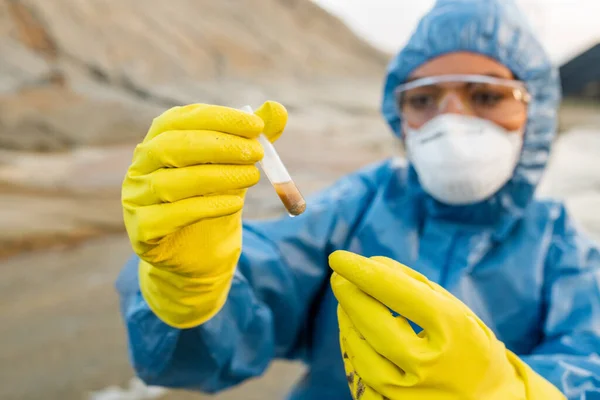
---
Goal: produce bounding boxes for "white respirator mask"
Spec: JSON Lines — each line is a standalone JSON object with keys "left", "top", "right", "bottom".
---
{"left": 404, "top": 114, "right": 523, "bottom": 205}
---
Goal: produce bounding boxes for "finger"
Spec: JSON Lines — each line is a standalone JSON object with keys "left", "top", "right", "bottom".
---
{"left": 331, "top": 273, "right": 428, "bottom": 368}
{"left": 254, "top": 101, "right": 288, "bottom": 142}
{"left": 124, "top": 165, "right": 259, "bottom": 206}
{"left": 329, "top": 251, "right": 450, "bottom": 334}
{"left": 372, "top": 256, "right": 458, "bottom": 301}
{"left": 145, "top": 104, "right": 265, "bottom": 142}
{"left": 339, "top": 326, "right": 367, "bottom": 400}
{"left": 341, "top": 341, "right": 384, "bottom": 400}
{"left": 130, "top": 130, "right": 264, "bottom": 175}
{"left": 340, "top": 334, "right": 359, "bottom": 398}
{"left": 123, "top": 195, "right": 243, "bottom": 245}
{"left": 373, "top": 256, "right": 479, "bottom": 318}
{"left": 370, "top": 256, "right": 436, "bottom": 288}
{"left": 339, "top": 307, "right": 405, "bottom": 399}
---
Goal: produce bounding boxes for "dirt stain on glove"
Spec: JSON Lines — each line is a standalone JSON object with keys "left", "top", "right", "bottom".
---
{"left": 356, "top": 377, "right": 365, "bottom": 399}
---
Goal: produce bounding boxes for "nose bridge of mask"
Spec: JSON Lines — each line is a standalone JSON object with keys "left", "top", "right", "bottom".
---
{"left": 411, "top": 113, "right": 479, "bottom": 139}
{"left": 403, "top": 113, "right": 522, "bottom": 148}
{"left": 434, "top": 115, "right": 480, "bottom": 156}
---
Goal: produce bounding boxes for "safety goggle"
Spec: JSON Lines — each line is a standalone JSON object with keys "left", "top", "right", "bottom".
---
{"left": 394, "top": 74, "right": 531, "bottom": 127}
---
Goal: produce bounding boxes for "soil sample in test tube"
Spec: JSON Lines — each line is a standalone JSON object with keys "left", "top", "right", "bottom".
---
{"left": 274, "top": 181, "right": 307, "bottom": 216}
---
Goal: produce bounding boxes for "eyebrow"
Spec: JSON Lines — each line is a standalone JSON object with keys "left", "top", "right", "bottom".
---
{"left": 406, "top": 72, "right": 512, "bottom": 82}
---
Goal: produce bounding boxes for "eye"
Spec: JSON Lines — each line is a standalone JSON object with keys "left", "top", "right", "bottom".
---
{"left": 405, "top": 93, "right": 436, "bottom": 110}
{"left": 471, "top": 89, "right": 505, "bottom": 107}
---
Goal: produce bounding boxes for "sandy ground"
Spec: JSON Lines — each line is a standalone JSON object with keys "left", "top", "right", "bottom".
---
{"left": 0, "top": 234, "right": 305, "bottom": 400}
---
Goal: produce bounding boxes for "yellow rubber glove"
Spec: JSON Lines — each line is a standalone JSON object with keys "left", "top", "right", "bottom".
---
{"left": 122, "top": 102, "right": 287, "bottom": 329}
{"left": 328, "top": 251, "right": 566, "bottom": 400}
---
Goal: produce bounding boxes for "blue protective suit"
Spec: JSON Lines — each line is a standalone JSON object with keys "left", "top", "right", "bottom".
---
{"left": 116, "top": 0, "right": 600, "bottom": 399}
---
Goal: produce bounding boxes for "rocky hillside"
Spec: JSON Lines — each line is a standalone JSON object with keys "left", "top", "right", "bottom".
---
{"left": 0, "top": 0, "right": 389, "bottom": 151}
{"left": 0, "top": 0, "right": 394, "bottom": 258}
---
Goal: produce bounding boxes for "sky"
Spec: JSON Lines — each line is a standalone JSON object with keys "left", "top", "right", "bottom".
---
{"left": 314, "top": 0, "right": 600, "bottom": 64}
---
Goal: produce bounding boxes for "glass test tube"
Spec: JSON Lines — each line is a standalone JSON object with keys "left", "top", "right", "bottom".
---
{"left": 242, "top": 105, "right": 306, "bottom": 217}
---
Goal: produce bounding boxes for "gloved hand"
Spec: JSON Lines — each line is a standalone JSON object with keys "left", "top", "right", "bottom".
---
{"left": 122, "top": 102, "right": 287, "bottom": 329}
{"left": 329, "top": 251, "right": 566, "bottom": 400}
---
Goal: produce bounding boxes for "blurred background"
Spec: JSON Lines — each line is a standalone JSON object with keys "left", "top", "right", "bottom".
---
{"left": 0, "top": 0, "right": 598, "bottom": 399}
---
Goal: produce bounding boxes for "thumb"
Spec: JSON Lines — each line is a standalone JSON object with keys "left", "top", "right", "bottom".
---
{"left": 254, "top": 101, "right": 288, "bottom": 142}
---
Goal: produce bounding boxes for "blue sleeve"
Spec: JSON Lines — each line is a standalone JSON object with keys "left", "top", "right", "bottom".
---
{"left": 116, "top": 162, "right": 389, "bottom": 393}
{"left": 521, "top": 205, "right": 600, "bottom": 399}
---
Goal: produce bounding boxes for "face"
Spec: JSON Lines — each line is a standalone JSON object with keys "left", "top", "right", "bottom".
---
{"left": 401, "top": 52, "right": 528, "bottom": 132}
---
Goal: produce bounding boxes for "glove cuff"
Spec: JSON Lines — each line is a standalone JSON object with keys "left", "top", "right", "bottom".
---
{"left": 138, "top": 259, "right": 234, "bottom": 329}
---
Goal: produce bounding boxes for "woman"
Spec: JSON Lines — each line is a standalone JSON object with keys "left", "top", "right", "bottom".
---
{"left": 117, "top": 0, "right": 600, "bottom": 398}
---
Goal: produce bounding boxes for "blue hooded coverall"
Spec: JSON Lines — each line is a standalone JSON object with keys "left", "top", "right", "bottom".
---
{"left": 116, "top": 0, "right": 600, "bottom": 398}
